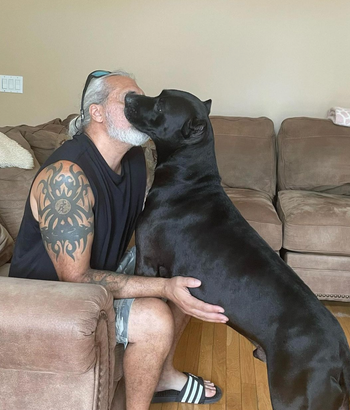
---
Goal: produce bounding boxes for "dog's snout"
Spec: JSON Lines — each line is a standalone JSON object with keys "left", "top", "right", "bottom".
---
{"left": 125, "top": 92, "right": 136, "bottom": 106}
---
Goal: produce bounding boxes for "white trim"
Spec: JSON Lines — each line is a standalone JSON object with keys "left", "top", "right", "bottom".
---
{"left": 181, "top": 376, "right": 193, "bottom": 402}
{"left": 194, "top": 384, "right": 204, "bottom": 404}
{"left": 188, "top": 379, "right": 199, "bottom": 403}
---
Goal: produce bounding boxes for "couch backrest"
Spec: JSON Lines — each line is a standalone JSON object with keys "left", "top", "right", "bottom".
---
{"left": 211, "top": 116, "right": 276, "bottom": 198}
{"left": 0, "top": 118, "right": 71, "bottom": 241}
{"left": 0, "top": 129, "right": 40, "bottom": 241}
{"left": 277, "top": 117, "right": 350, "bottom": 194}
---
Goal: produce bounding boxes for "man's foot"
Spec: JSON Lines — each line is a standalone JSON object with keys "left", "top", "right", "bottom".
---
{"left": 153, "top": 371, "right": 222, "bottom": 404}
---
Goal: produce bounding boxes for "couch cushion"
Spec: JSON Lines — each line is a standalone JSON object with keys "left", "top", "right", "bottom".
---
{"left": 0, "top": 263, "right": 10, "bottom": 277}
{"left": 225, "top": 188, "right": 282, "bottom": 250}
{"left": 0, "top": 224, "right": 13, "bottom": 267}
{"left": 23, "top": 130, "right": 67, "bottom": 165}
{"left": 0, "top": 130, "right": 40, "bottom": 239}
{"left": 0, "top": 117, "right": 71, "bottom": 166}
{"left": 0, "top": 117, "right": 73, "bottom": 239}
{"left": 277, "top": 117, "right": 350, "bottom": 194}
{"left": 211, "top": 116, "right": 276, "bottom": 198}
{"left": 284, "top": 252, "right": 350, "bottom": 302}
{"left": 278, "top": 190, "right": 350, "bottom": 255}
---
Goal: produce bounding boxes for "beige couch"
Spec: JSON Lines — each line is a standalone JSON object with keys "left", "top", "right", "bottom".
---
{"left": 0, "top": 115, "right": 350, "bottom": 408}
{"left": 277, "top": 117, "right": 350, "bottom": 301}
{"left": 211, "top": 116, "right": 350, "bottom": 302}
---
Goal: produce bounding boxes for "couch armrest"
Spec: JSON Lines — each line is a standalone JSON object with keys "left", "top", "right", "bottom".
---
{"left": 0, "top": 277, "right": 116, "bottom": 374}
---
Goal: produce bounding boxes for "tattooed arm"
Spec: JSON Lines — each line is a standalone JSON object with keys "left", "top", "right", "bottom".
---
{"left": 30, "top": 160, "right": 227, "bottom": 322}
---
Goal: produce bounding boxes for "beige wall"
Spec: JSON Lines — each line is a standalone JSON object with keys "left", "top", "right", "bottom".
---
{"left": 1, "top": 0, "right": 349, "bottom": 130}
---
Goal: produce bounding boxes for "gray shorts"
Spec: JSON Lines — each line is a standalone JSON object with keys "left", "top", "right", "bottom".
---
{"left": 113, "top": 246, "right": 136, "bottom": 348}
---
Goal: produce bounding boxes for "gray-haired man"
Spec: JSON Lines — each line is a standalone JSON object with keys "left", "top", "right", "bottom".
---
{"left": 10, "top": 70, "right": 226, "bottom": 409}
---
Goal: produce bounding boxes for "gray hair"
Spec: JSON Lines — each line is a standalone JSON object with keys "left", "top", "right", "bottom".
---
{"left": 68, "top": 70, "right": 134, "bottom": 137}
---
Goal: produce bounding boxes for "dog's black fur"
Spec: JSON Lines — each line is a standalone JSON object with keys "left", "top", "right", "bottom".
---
{"left": 125, "top": 90, "right": 350, "bottom": 410}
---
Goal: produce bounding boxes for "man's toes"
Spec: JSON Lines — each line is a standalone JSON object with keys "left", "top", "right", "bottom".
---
{"left": 204, "top": 382, "right": 217, "bottom": 397}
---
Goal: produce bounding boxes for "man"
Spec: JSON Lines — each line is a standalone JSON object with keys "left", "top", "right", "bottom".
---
{"left": 10, "top": 70, "right": 228, "bottom": 409}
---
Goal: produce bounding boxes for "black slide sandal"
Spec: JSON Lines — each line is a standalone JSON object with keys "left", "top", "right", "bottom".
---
{"left": 152, "top": 372, "right": 222, "bottom": 404}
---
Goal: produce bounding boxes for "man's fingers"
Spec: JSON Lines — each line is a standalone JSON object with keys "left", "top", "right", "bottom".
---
{"left": 191, "top": 309, "right": 229, "bottom": 323}
{"left": 169, "top": 276, "right": 229, "bottom": 323}
{"left": 185, "top": 296, "right": 229, "bottom": 322}
{"left": 188, "top": 292, "right": 226, "bottom": 314}
{"left": 182, "top": 277, "right": 202, "bottom": 288}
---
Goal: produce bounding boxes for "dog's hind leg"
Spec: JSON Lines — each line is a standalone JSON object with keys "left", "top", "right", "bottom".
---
{"left": 248, "top": 339, "right": 267, "bottom": 362}
{"left": 268, "top": 370, "right": 347, "bottom": 410}
{"left": 252, "top": 345, "right": 267, "bottom": 363}
{"left": 307, "top": 374, "right": 347, "bottom": 410}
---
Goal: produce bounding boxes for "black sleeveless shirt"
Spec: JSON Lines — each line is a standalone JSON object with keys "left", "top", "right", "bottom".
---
{"left": 9, "top": 134, "right": 146, "bottom": 281}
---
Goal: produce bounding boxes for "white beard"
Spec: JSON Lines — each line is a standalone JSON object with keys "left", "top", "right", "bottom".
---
{"left": 106, "top": 112, "right": 149, "bottom": 146}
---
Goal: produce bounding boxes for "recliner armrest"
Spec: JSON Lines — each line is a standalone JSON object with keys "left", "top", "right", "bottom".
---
{"left": 0, "top": 276, "right": 116, "bottom": 374}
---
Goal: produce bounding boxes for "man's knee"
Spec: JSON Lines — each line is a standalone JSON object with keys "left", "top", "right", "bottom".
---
{"left": 128, "top": 298, "right": 175, "bottom": 344}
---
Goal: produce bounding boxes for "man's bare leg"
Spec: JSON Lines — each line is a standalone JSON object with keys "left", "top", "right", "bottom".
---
{"left": 155, "top": 300, "right": 217, "bottom": 398}
{"left": 123, "top": 297, "right": 175, "bottom": 410}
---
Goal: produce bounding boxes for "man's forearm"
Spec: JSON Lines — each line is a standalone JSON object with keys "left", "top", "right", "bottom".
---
{"left": 79, "top": 268, "right": 229, "bottom": 323}
{"left": 81, "top": 268, "right": 168, "bottom": 299}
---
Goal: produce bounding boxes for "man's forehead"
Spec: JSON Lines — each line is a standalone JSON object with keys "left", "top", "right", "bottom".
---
{"left": 106, "top": 75, "right": 143, "bottom": 94}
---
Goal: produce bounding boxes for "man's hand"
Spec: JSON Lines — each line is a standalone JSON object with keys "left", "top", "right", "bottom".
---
{"left": 164, "top": 276, "right": 229, "bottom": 323}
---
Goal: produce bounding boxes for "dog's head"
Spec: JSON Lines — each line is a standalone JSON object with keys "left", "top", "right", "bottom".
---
{"left": 124, "top": 89, "right": 212, "bottom": 156}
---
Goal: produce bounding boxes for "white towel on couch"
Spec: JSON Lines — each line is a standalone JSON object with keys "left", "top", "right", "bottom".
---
{"left": 327, "top": 107, "right": 350, "bottom": 127}
{"left": 0, "top": 132, "right": 34, "bottom": 169}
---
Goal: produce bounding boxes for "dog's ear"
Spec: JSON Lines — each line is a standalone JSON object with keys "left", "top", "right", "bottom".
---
{"left": 203, "top": 99, "right": 212, "bottom": 115}
{"left": 181, "top": 118, "right": 207, "bottom": 143}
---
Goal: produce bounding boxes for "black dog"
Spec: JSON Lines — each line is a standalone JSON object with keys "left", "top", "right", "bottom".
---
{"left": 125, "top": 90, "right": 350, "bottom": 410}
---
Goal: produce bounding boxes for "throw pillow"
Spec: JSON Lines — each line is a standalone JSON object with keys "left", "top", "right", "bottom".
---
{"left": 0, "top": 132, "right": 34, "bottom": 169}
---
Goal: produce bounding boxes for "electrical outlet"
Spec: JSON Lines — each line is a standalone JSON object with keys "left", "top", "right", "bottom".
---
{"left": 0, "top": 75, "right": 23, "bottom": 93}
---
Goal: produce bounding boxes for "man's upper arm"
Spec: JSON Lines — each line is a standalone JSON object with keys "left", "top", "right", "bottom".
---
{"left": 31, "top": 160, "right": 95, "bottom": 282}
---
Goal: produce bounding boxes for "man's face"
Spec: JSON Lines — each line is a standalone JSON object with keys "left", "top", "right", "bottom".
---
{"left": 102, "top": 76, "right": 149, "bottom": 146}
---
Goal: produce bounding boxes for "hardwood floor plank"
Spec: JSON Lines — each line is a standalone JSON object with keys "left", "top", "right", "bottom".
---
{"left": 239, "top": 336, "right": 255, "bottom": 384}
{"left": 254, "top": 357, "right": 272, "bottom": 410}
{"left": 151, "top": 404, "right": 163, "bottom": 410}
{"left": 241, "top": 383, "right": 258, "bottom": 410}
{"left": 240, "top": 336, "right": 257, "bottom": 410}
{"left": 198, "top": 321, "right": 215, "bottom": 410}
{"left": 181, "top": 320, "right": 203, "bottom": 410}
{"left": 211, "top": 324, "right": 227, "bottom": 410}
{"left": 226, "top": 327, "right": 242, "bottom": 410}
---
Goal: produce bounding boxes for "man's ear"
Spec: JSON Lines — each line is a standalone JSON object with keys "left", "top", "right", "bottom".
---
{"left": 89, "top": 104, "right": 104, "bottom": 123}
{"left": 203, "top": 99, "right": 212, "bottom": 115}
{"left": 181, "top": 118, "right": 207, "bottom": 143}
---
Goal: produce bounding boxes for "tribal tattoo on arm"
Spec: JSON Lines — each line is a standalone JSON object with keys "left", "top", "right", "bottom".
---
{"left": 37, "top": 162, "right": 94, "bottom": 261}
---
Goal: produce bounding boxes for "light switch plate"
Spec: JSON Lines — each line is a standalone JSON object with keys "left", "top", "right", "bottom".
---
{"left": 0, "top": 75, "right": 23, "bottom": 93}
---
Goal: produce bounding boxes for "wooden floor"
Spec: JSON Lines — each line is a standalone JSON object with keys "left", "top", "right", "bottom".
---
{"left": 150, "top": 301, "right": 350, "bottom": 410}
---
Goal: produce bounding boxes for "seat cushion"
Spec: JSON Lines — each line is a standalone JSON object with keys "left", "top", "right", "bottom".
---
{"left": 284, "top": 252, "right": 350, "bottom": 302}
{"left": 278, "top": 190, "right": 350, "bottom": 255}
{"left": 225, "top": 188, "right": 282, "bottom": 250}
